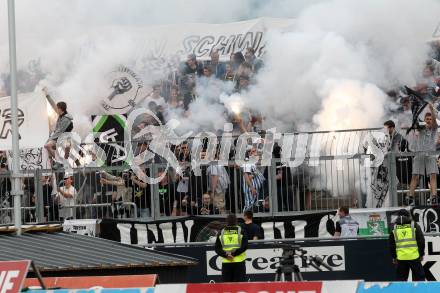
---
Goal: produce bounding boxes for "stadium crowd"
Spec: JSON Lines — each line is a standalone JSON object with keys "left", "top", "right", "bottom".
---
{"left": 0, "top": 42, "right": 440, "bottom": 223}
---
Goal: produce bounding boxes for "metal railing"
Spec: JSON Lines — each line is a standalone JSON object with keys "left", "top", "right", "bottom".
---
{"left": 140, "top": 232, "right": 440, "bottom": 248}
{"left": 1, "top": 127, "right": 439, "bottom": 225}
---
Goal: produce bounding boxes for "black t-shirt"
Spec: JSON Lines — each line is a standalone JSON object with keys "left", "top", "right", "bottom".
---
{"left": 190, "top": 166, "right": 208, "bottom": 201}
{"left": 241, "top": 222, "right": 261, "bottom": 240}
{"left": 335, "top": 222, "right": 342, "bottom": 233}
{"left": 0, "top": 177, "right": 12, "bottom": 206}
{"left": 132, "top": 182, "right": 151, "bottom": 210}
{"left": 130, "top": 170, "right": 152, "bottom": 210}
{"left": 198, "top": 203, "right": 219, "bottom": 215}
{"left": 42, "top": 183, "right": 53, "bottom": 205}
{"left": 158, "top": 182, "right": 176, "bottom": 216}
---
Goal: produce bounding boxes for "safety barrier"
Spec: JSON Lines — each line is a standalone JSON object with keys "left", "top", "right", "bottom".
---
{"left": 2, "top": 127, "right": 440, "bottom": 225}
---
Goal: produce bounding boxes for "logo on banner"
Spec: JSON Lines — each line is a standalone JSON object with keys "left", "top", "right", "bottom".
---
{"left": 366, "top": 213, "right": 386, "bottom": 235}
{"left": 0, "top": 108, "right": 24, "bottom": 139}
{"left": 0, "top": 260, "right": 31, "bottom": 293}
{"left": 206, "top": 246, "right": 345, "bottom": 275}
{"left": 412, "top": 208, "right": 440, "bottom": 233}
{"left": 422, "top": 236, "right": 440, "bottom": 281}
{"left": 101, "top": 65, "right": 144, "bottom": 113}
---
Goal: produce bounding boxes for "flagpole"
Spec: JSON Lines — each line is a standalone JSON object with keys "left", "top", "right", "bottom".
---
{"left": 7, "top": 0, "right": 22, "bottom": 235}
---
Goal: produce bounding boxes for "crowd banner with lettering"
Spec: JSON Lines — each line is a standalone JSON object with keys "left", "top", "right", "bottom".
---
{"left": 0, "top": 260, "right": 31, "bottom": 293}
{"left": 63, "top": 219, "right": 99, "bottom": 237}
{"left": 97, "top": 213, "right": 335, "bottom": 245}
{"left": 0, "top": 92, "right": 49, "bottom": 150}
{"left": 58, "top": 207, "right": 434, "bottom": 246}
{"left": 91, "top": 114, "right": 127, "bottom": 164}
{"left": 410, "top": 206, "right": 440, "bottom": 234}
{"left": 98, "top": 18, "right": 295, "bottom": 114}
{"left": 94, "top": 208, "right": 403, "bottom": 245}
{"left": 130, "top": 17, "right": 295, "bottom": 61}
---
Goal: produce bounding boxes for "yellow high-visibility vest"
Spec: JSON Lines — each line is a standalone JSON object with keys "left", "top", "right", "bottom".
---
{"left": 220, "top": 226, "right": 246, "bottom": 263}
{"left": 393, "top": 222, "right": 420, "bottom": 261}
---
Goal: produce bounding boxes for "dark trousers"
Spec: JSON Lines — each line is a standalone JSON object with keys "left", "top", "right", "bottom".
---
{"left": 396, "top": 259, "right": 425, "bottom": 281}
{"left": 222, "top": 262, "right": 246, "bottom": 282}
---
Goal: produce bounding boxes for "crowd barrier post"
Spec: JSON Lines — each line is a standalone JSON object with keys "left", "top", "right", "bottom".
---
{"left": 268, "top": 160, "right": 278, "bottom": 215}
{"left": 387, "top": 152, "right": 398, "bottom": 207}
{"left": 151, "top": 162, "right": 160, "bottom": 221}
{"left": 34, "top": 169, "right": 45, "bottom": 223}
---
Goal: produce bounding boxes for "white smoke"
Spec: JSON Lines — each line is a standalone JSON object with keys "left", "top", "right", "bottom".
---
{"left": 244, "top": 0, "right": 439, "bottom": 131}
{"left": 1, "top": 0, "right": 438, "bottom": 204}
{"left": 0, "top": 78, "right": 4, "bottom": 97}
{"left": 166, "top": 77, "right": 236, "bottom": 134}
{"left": 1, "top": 0, "right": 438, "bottom": 134}
{"left": 313, "top": 79, "right": 388, "bottom": 130}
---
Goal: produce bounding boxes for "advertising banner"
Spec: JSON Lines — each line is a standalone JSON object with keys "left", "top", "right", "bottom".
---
{"left": 0, "top": 260, "right": 31, "bottom": 293}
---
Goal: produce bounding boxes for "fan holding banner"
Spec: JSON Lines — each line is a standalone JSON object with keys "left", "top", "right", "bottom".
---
{"left": 404, "top": 86, "right": 439, "bottom": 206}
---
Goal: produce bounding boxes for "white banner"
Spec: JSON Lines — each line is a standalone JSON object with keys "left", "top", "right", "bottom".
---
{"left": 63, "top": 219, "right": 99, "bottom": 237}
{"left": 99, "top": 18, "right": 295, "bottom": 114}
{"left": 423, "top": 236, "right": 440, "bottom": 281}
{"left": 7, "top": 147, "right": 49, "bottom": 172}
{"left": 0, "top": 92, "right": 49, "bottom": 150}
{"left": 129, "top": 17, "right": 295, "bottom": 61}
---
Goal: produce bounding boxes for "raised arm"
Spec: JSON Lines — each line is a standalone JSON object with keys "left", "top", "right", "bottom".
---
{"left": 429, "top": 102, "right": 438, "bottom": 128}
{"left": 131, "top": 175, "right": 147, "bottom": 188}
{"left": 42, "top": 87, "right": 58, "bottom": 112}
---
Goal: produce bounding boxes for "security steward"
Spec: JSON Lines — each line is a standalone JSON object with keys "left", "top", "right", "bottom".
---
{"left": 215, "top": 214, "right": 248, "bottom": 282}
{"left": 389, "top": 209, "right": 425, "bottom": 281}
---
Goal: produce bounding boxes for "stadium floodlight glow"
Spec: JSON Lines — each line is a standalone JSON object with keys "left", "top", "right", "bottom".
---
{"left": 7, "top": 0, "right": 23, "bottom": 235}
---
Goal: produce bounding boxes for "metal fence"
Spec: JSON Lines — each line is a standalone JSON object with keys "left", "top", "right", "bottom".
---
{"left": 1, "top": 127, "right": 437, "bottom": 225}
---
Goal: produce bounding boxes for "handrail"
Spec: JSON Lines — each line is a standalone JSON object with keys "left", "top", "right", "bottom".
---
{"left": 140, "top": 232, "right": 440, "bottom": 248}
{"left": 58, "top": 202, "right": 138, "bottom": 218}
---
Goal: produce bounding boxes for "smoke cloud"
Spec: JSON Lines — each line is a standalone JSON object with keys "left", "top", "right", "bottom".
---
{"left": 0, "top": 0, "right": 439, "bottom": 135}
{"left": 243, "top": 0, "right": 439, "bottom": 131}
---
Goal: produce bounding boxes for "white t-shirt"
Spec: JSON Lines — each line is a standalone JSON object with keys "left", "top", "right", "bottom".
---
{"left": 242, "top": 162, "right": 257, "bottom": 174}
{"left": 341, "top": 223, "right": 359, "bottom": 237}
{"left": 207, "top": 165, "right": 230, "bottom": 193}
{"left": 57, "top": 185, "right": 77, "bottom": 219}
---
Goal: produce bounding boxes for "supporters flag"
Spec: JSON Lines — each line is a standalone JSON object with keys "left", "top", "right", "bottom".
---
{"left": 405, "top": 86, "right": 428, "bottom": 135}
{"left": 91, "top": 114, "right": 127, "bottom": 165}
